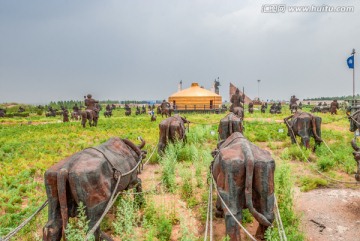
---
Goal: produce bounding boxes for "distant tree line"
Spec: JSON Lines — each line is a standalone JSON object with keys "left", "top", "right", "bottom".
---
{"left": 304, "top": 94, "right": 360, "bottom": 101}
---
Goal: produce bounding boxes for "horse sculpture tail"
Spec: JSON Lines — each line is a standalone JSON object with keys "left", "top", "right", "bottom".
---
{"left": 228, "top": 113, "right": 233, "bottom": 136}
{"left": 310, "top": 114, "right": 322, "bottom": 142}
{"left": 57, "top": 168, "right": 69, "bottom": 240}
{"left": 81, "top": 111, "right": 87, "bottom": 127}
{"left": 242, "top": 141, "right": 272, "bottom": 227}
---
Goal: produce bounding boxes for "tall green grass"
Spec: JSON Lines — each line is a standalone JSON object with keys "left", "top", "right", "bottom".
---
{"left": 265, "top": 163, "right": 304, "bottom": 241}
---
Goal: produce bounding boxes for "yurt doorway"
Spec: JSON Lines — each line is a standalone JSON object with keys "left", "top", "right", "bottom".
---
{"left": 210, "top": 100, "right": 213, "bottom": 109}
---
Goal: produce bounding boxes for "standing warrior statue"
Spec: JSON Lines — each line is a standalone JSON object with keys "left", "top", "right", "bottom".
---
{"left": 289, "top": 95, "right": 299, "bottom": 113}
{"left": 84, "top": 94, "right": 98, "bottom": 111}
{"left": 214, "top": 78, "right": 220, "bottom": 95}
{"left": 330, "top": 100, "right": 339, "bottom": 115}
{"left": 230, "top": 88, "right": 244, "bottom": 113}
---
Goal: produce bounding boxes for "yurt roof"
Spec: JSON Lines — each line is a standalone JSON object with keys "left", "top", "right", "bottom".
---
{"left": 170, "top": 83, "right": 220, "bottom": 97}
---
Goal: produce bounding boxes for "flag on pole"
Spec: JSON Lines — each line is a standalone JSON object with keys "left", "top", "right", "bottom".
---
{"left": 347, "top": 55, "right": 354, "bottom": 69}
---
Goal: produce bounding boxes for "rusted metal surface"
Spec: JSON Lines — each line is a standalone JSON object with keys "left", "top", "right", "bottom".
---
{"left": 248, "top": 102, "right": 254, "bottom": 114}
{"left": 0, "top": 108, "right": 6, "bottom": 117}
{"left": 160, "top": 100, "right": 172, "bottom": 117}
{"left": 330, "top": 100, "right": 339, "bottom": 115}
{"left": 104, "top": 109, "right": 112, "bottom": 118}
{"left": 351, "top": 139, "right": 360, "bottom": 181}
{"left": 218, "top": 112, "right": 243, "bottom": 141}
{"left": 211, "top": 132, "right": 275, "bottom": 240}
{"left": 230, "top": 88, "right": 244, "bottom": 113}
{"left": 269, "top": 103, "right": 281, "bottom": 114}
{"left": 81, "top": 109, "right": 99, "bottom": 127}
{"left": 157, "top": 115, "right": 189, "bottom": 154}
{"left": 289, "top": 95, "right": 299, "bottom": 113}
{"left": 43, "top": 137, "right": 146, "bottom": 241}
{"left": 284, "top": 111, "right": 322, "bottom": 150}
{"left": 261, "top": 103, "right": 266, "bottom": 113}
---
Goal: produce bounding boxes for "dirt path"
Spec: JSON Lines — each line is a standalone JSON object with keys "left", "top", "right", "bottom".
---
{"left": 294, "top": 188, "right": 360, "bottom": 241}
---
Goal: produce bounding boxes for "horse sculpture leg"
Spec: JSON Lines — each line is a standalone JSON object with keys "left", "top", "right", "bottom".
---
{"left": 81, "top": 112, "right": 87, "bottom": 128}
{"left": 86, "top": 202, "right": 112, "bottom": 241}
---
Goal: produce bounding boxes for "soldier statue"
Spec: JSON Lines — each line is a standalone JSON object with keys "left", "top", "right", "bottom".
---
{"left": 277, "top": 102, "right": 282, "bottom": 114}
{"left": 214, "top": 79, "right": 220, "bottom": 95}
{"left": 261, "top": 103, "right": 266, "bottom": 113}
{"left": 73, "top": 104, "right": 80, "bottom": 113}
{"left": 298, "top": 102, "right": 303, "bottom": 109}
{"left": 63, "top": 109, "right": 69, "bottom": 122}
{"left": 161, "top": 100, "right": 170, "bottom": 110}
{"left": 330, "top": 100, "right": 339, "bottom": 115}
{"left": 270, "top": 103, "right": 277, "bottom": 114}
{"left": 84, "top": 94, "right": 99, "bottom": 111}
{"left": 0, "top": 108, "right": 6, "bottom": 117}
{"left": 18, "top": 106, "right": 25, "bottom": 113}
{"left": 289, "top": 95, "right": 299, "bottom": 112}
{"left": 248, "top": 101, "right": 254, "bottom": 114}
{"left": 230, "top": 88, "right": 244, "bottom": 112}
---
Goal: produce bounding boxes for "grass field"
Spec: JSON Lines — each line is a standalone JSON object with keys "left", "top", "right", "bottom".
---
{"left": 0, "top": 106, "right": 357, "bottom": 240}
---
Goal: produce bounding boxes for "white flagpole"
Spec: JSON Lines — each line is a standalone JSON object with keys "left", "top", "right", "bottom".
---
{"left": 353, "top": 48, "right": 356, "bottom": 104}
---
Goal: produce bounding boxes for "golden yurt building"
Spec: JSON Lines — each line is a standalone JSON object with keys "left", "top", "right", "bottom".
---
{"left": 168, "top": 82, "right": 222, "bottom": 110}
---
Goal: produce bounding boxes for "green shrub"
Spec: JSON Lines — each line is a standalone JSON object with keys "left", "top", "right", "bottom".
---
{"left": 287, "top": 145, "right": 310, "bottom": 162}
{"left": 160, "top": 147, "right": 177, "bottom": 192}
{"left": 241, "top": 209, "right": 253, "bottom": 223}
{"left": 317, "top": 156, "right": 335, "bottom": 171}
{"left": 300, "top": 176, "right": 328, "bottom": 192}
{"left": 156, "top": 215, "right": 172, "bottom": 241}
{"left": 180, "top": 169, "right": 193, "bottom": 201}
{"left": 13, "top": 112, "right": 30, "bottom": 117}
{"left": 143, "top": 200, "right": 173, "bottom": 241}
{"left": 65, "top": 202, "right": 94, "bottom": 241}
{"left": 271, "top": 163, "right": 304, "bottom": 241}
{"left": 112, "top": 195, "right": 138, "bottom": 241}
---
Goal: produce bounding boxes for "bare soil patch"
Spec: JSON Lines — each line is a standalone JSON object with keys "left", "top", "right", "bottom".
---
{"left": 295, "top": 188, "right": 360, "bottom": 241}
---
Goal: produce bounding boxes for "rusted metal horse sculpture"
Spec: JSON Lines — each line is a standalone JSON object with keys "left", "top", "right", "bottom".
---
{"left": 157, "top": 115, "right": 189, "bottom": 154}
{"left": 351, "top": 139, "right": 360, "bottom": 182}
{"left": 43, "top": 137, "right": 146, "bottom": 241}
{"left": 81, "top": 109, "right": 99, "bottom": 127}
{"left": 211, "top": 132, "right": 275, "bottom": 240}
{"left": 284, "top": 111, "right": 322, "bottom": 150}
{"left": 218, "top": 112, "right": 244, "bottom": 141}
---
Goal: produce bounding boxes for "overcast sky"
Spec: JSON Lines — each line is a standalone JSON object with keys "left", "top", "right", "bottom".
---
{"left": 1, "top": 0, "right": 359, "bottom": 104}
